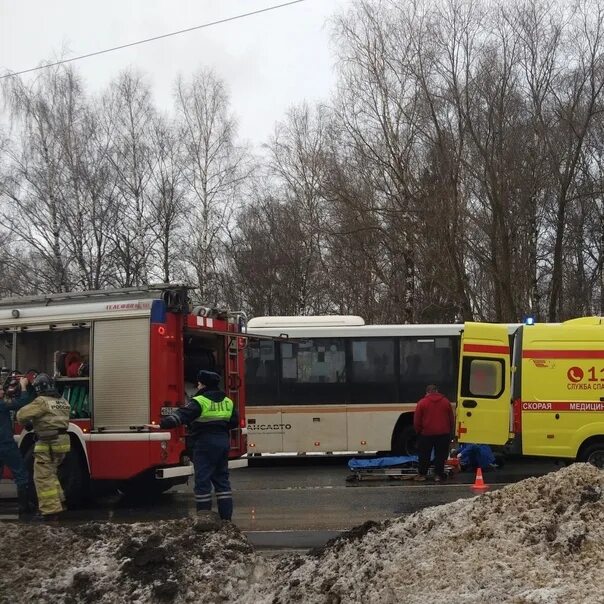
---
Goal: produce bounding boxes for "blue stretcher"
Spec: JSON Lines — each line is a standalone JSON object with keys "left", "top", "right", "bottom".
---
{"left": 346, "top": 454, "right": 453, "bottom": 482}
{"left": 348, "top": 455, "right": 419, "bottom": 470}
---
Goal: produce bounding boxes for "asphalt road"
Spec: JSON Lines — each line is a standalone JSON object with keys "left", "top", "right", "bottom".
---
{"left": 0, "top": 456, "right": 562, "bottom": 548}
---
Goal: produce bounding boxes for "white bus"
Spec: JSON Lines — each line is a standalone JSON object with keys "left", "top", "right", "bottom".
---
{"left": 244, "top": 316, "right": 465, "bottom": 455}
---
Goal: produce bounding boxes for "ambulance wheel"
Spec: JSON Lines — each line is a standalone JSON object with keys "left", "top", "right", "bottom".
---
{"left": 392, "top": 425, "right": 417, "bottom": 456}
{"left": 579, "top": 440, "right": 604, "bottom": 468}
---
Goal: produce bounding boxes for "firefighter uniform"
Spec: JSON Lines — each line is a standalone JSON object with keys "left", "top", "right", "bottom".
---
{"left": 17, "top": 393, "right": 71, "bottom": 516}
{"left": 160, "top": 370, "right": 238, "bottom": 520}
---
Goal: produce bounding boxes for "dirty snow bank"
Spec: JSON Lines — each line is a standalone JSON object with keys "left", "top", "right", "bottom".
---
{"left": 0, "top": 514, "right": 259, "bottom": 604}
{"left": 248, "top": 463, "right": 604, "bottom": 604}
{"left": 1, "top": 464, "right": 602, "bottom": 604}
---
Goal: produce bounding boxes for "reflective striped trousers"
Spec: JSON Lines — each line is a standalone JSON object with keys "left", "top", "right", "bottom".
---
{"left": 34, "top": 435, "right": 70, "bottom": 515}
{"left": 192, "top": 433, "right": 233, "bottom": 521}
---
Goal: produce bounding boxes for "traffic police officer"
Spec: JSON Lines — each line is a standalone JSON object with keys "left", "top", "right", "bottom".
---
{"left": 160, "top": 370, "right": 238, "bottom": 520}
{"left": 16, "top": 373, "right": 71, "bottom": 520}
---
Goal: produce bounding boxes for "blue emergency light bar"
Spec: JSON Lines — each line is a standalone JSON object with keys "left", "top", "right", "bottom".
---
{"left": 151, "top": 299, "right": 167, "bottom": 324}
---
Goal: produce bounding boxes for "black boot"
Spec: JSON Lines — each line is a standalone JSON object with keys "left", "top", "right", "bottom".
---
{"left": 17, "top": 485, "right": 33, "bottom": 516}
{"left": 31, "top": 512, "right": 61, "bottom": 522}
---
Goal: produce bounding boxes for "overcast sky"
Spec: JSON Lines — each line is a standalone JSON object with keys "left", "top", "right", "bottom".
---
{"left": 0, "top": 0, "right": 347, "bottom": 148}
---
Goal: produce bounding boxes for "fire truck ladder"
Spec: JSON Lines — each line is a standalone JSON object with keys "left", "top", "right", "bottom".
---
{"left": 226, "top": 333, "right": 243, "bottom": 452}
{"left": 0, "top": 284, "right": 194, "bottom": 311}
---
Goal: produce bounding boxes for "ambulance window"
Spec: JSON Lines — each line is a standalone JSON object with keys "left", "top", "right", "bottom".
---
{"left": 462, "top": 358, "right": 504, "bottom": 398}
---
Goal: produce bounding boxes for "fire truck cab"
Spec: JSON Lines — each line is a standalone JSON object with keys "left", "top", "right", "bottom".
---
{"left": 457, "top": 317, "right": 604, "bottom": 467}
{"left": 0, "top": 284, "right": 247, "bottom": 505}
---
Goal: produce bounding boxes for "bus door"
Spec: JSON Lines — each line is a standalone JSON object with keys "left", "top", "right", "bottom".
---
{"left": 457, "top": 323, "right": 511, "bottom": 445}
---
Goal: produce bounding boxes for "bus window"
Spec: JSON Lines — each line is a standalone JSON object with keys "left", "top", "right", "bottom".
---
{"left": 279, "top": 338, "right": 347, "bottom": 404}
{"left": 245, "top": 340, "right": 279, "bottom": 405}
{"left": 349, "top": 338, "right": 397, "bottom": 403}
{"left": 400, "top": 337, "right": 457, "bottom": 401}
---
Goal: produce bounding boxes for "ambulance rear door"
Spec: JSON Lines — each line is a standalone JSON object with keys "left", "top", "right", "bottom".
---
{"left": 457, "top": 322, "right": 511, "bottom": 445}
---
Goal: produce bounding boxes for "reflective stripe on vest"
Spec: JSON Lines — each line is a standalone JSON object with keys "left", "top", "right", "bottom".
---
{"left": 192, "top": 395, "right": 234, "bottom": 423}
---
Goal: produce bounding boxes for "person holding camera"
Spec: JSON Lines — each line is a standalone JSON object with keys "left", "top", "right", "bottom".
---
{"left": 0, "top": 376, "right": 34, "bottom": 515}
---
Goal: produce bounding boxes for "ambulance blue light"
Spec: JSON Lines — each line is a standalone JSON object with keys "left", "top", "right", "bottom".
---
{"left": 524, "top": 316, "right": 535, "bottom": 325}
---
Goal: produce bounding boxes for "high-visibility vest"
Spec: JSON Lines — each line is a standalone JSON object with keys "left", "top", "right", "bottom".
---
{"left": 192, "top": 394, "right": 234, "bottom": 423}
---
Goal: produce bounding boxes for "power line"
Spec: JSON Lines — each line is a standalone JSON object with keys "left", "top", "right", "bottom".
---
{"left": 0, "top": 0, "right": 307, "bottom": 80}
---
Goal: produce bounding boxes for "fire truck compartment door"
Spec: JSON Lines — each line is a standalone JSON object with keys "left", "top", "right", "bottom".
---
{"left": 93, "top": 318, "right": 150, "bottom": 428}
{"left": 457, "top": 323, "right": 511, "bottom": 445}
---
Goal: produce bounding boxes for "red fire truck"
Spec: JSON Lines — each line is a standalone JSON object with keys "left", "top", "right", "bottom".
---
{"left": 0, "top": 284, "right": 247, "bottom": 505}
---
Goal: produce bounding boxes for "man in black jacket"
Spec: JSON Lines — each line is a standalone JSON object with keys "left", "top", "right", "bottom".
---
{"left": 160, "top": 370, "right": 238, "bottom": 521}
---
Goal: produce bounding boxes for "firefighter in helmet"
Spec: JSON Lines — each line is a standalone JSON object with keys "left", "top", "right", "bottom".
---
{"left": 0, "top": 376, "right": 34, "bottom": 515}
{"left": 16, "top": 373, "right": 71, "bottom": 520}
{"left": 159, "top": 370, "right": 238, "bottom": 521}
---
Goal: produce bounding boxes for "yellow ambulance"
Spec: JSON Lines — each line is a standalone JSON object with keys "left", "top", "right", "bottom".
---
{"left": 456, "top": 317, "right": 604, "bottom": 467}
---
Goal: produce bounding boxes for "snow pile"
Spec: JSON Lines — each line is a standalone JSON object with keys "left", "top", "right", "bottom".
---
{"left": 0, "top": 513, "right": 259, "bottom": 604}
{"left": 0, "top": 464, "right": 602, "bottom": 603}
{"left": 248, "top": 463, "right": 604, "bottom": 604}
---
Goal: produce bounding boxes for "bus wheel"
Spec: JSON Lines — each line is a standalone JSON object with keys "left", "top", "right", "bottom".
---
{"left": 579, "top": 440, "right": 604, "bottom": 468}
{"left": 392, "top": 425, "right": 417, "bottom": 456}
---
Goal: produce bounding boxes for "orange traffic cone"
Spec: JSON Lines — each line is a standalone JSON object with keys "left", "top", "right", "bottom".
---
{"left": 472, "top": 467, "right": 488, "bottom": 490}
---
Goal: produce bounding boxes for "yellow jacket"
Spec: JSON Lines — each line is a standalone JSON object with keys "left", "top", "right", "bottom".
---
{"left": 17, "top": 395, "right": 70, "bottom": 435}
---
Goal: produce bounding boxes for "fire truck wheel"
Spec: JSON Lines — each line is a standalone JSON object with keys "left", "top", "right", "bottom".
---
{"left": 22, "top": 446, "right": 38, "bottom": 511}
{"left": 118, "top": 472, "right": 178, "bottom": 499}
{"left": 579, "top": 440, "right": 604, "bottom": 469}
{"left": 391, "top": 424, "right": 417, "bottom": 456}
{"left": 23, "top": 442, "right": 90, "bottom": 510}
{"left": 58, "top": 446, "right": 90, "bottom": 508}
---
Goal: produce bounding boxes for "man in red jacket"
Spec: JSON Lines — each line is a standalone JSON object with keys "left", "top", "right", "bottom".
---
{"left": 413, "top": 384, "right": 454, "bottom": 482}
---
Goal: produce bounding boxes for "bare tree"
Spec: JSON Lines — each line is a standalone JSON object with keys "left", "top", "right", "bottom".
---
{"left": 175, "top": 69, "right": 250, "bottom": 303}
{"left": 3, "top": 1, "right": 604, "bottom": 323}
{"left": 147, "top": 114, "right": 187, "bottom": 283}
{"left": 512, "top": 0, "right": 604, "bottom": 320}
{"left": 55, "top": 92, "right": 120, "bottom": 290}
{"left": 102, "top": 70, "right": 156, "bottom": 286}
{"left": 322, "top": 146, "right": 394, "bottom": 321}
{"left": 333, "top": 1, "right": 452, "bottom": 322}
{"left": 268, "top": 104, "right": 333, "bottom": 313}
{"left": 1, "top": 67, "right": 79, "bottom": 292}
{"left": 573, "top": 114, "right": 604, "bottom": 315}
{"left": 227, "top": 189, "right": 317, "bottom": 315}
